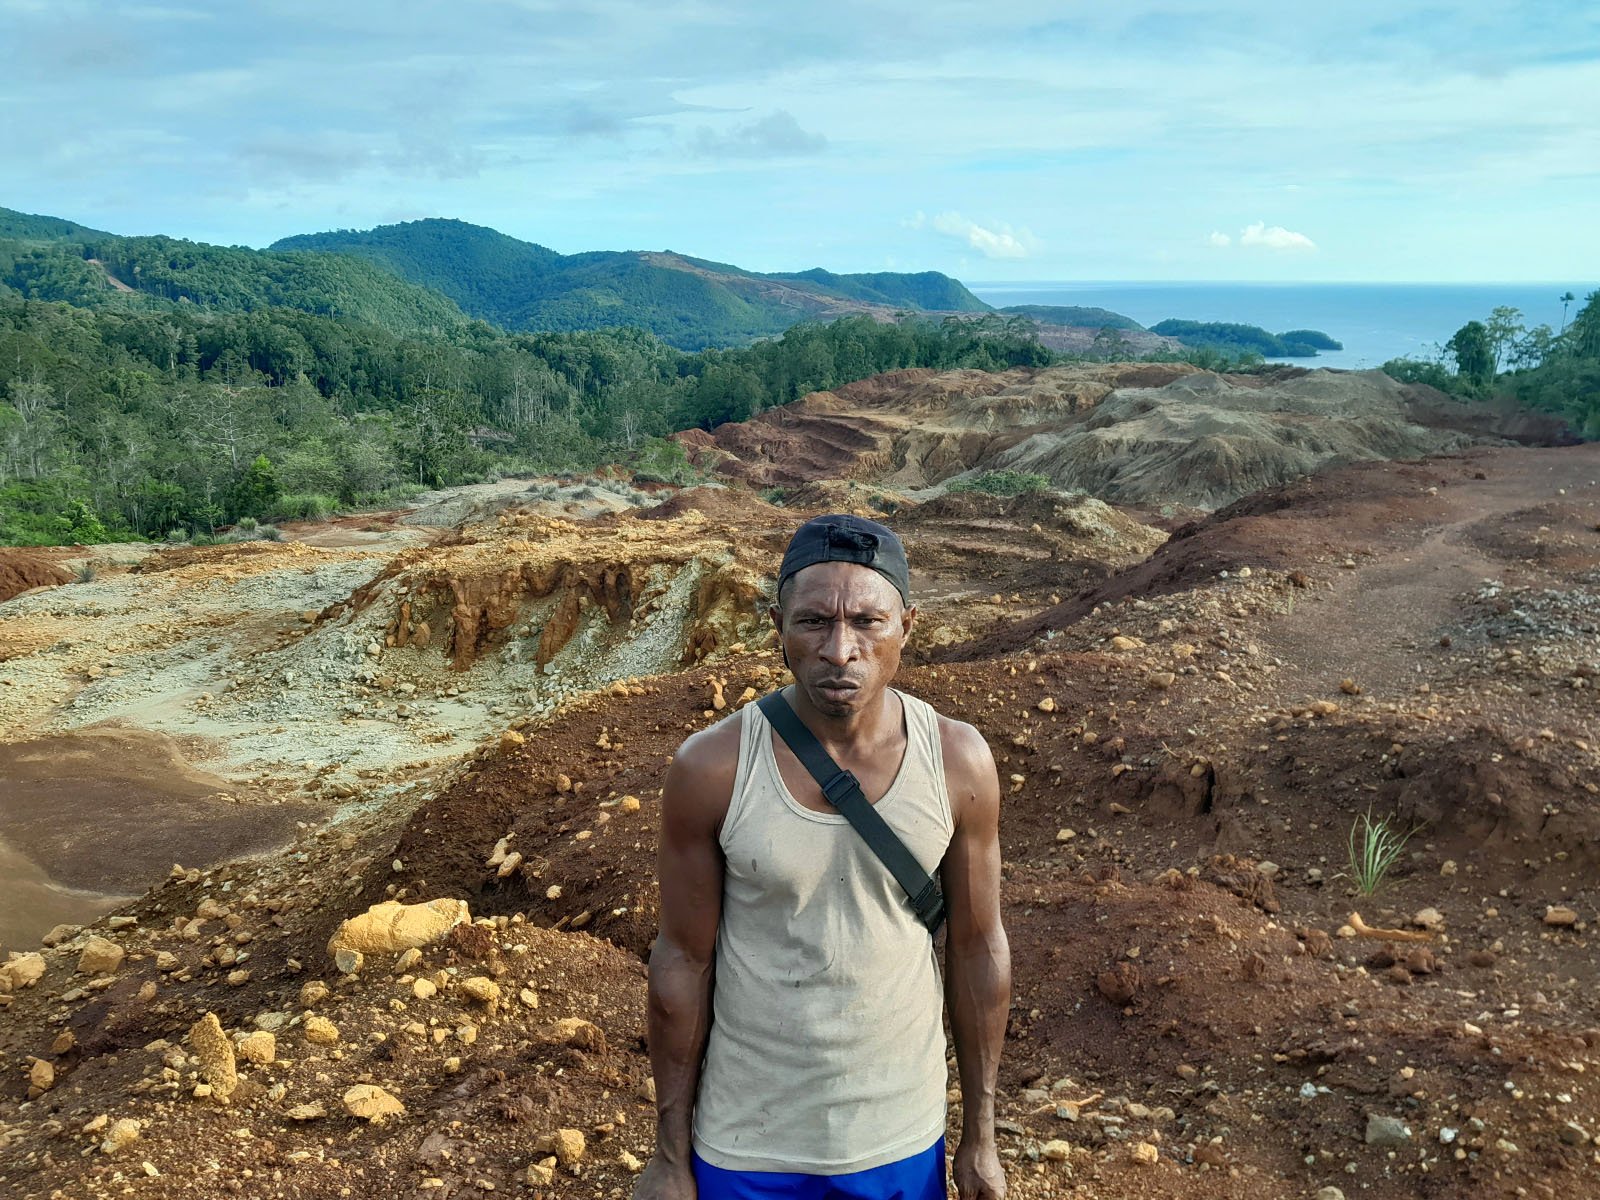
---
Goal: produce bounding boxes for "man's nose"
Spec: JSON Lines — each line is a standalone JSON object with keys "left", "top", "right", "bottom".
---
{"left": 819, "top": 619, "right": 858, "bottom": 663}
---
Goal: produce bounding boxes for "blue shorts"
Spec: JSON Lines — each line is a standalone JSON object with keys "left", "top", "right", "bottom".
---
{"left": 692, "top": 1138, "right": 946, "bottom": 1200}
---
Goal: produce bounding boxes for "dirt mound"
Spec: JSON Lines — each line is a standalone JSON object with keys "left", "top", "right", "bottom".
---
{"left": 986, "top": 368, "right": 1478, "bottom": 509}
{"left": 0, "top": 550, "right": 70, "bottom": 602}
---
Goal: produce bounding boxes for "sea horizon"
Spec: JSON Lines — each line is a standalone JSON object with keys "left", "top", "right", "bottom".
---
{"left": 969, "top": 280, "right": 1598, "bottom": 370}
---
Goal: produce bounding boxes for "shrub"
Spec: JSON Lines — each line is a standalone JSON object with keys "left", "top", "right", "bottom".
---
{"left": 235, "top": 516, "right": 259, "bottom": 533}
{"left": 946, "top": 470, "right": 1051, "bottom": 498}
{"left": 257, "top": 524, "right": 283, "bottom": 541}
{"left": 166, "top": 527, "right": 190, "bottom": 543}
{"left": 76, "top": 563, "right": 97, "bottom": 583}
{"left": 631, "top": 437, "right": 700, "bottom": 486}
{"left": 277, "top": 493, "right": 339, "bottom": 521}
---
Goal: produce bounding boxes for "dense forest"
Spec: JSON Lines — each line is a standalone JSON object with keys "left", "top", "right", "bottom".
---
{"left": 271, "top": 219, "right": 987, "bottom": 349}
{"left": 1150, "top": 319, "right": 1343, "bottom": 358}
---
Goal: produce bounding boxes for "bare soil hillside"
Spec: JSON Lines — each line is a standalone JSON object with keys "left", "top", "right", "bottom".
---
{"left": 2, "top": 393, "right": 1598, "bottom": 1200}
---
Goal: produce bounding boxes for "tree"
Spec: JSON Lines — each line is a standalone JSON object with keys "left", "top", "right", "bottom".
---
{"left": 1484, "top": 306, "right": 1525, "bottom": 374}
{"left": 1445, "top": 321, "right": 1494, "bottom": 388}
{"left": 232, "top": 453, "right": 279, "bottom": 518}
{"left": 1560, "top": 291, "right": 1576, "bottom": 333}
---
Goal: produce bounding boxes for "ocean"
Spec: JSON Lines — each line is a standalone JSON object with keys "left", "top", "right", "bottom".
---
{"left": 968, "top": 281, "right": 1598, "bottom": 371}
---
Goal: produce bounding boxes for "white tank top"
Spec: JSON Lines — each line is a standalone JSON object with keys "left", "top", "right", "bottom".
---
{"left": 692, "top": 689, "right": 953, "bottom": 1174}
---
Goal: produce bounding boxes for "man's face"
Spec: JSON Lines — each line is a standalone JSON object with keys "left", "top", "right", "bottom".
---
{"left": 771, "top": 561, "right": 915, "bottom": 720}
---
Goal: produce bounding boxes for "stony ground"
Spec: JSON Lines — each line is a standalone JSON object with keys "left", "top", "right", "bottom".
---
{"left": 3, "top": 435, "right": 1599, "bottom": 1200}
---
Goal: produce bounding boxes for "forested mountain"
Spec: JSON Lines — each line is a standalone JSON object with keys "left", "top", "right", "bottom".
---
{"left": 0, "top": 207, "right": 112, "bottom": 243}
{"left": 997, "top": 304, "right": 1145, "bottom": 331}
{"left": 0, "top": 212, "right": 471, "bottom": 336}
{"left": 271, "top": 219, "right": 988, "bottom": 349}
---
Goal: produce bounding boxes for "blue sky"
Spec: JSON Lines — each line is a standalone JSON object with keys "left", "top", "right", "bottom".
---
{"left": 1, "top": 0, "right": 1596, "bottom": 282}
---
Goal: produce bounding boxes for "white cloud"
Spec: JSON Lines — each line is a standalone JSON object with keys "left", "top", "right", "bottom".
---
{"left": 1208, "top": 231, "right": 1231, "bottom": 247}
{"left": 909, "top": 210, "right": 1036, "bottom": 259}
{"left": 1238, "top": 221, "right": 1316, "bottom": 251}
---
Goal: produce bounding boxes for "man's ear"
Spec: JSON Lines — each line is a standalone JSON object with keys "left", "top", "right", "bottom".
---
{"left": 900, "top": 603, "right": 917, "bottom": 643}
{"left": 768, "top": 603, "right": 782, "bottom": 633}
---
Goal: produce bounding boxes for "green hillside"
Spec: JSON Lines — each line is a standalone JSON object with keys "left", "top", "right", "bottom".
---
{"left": 998, "top": 304, "right": 1145, "bottom": 331}
{"left": 0, "top": 207, "right": 112, "bottom": 243}
{"left": 0, "top": 210, "right": 470, "bottom": 335}
{"left": 271, "top": 219, "right": 989, "bottom": 349}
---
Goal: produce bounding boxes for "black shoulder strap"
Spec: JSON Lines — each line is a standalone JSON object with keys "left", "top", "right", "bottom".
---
{"left": 757, "top": 691, "right": 946, "bottom": 934}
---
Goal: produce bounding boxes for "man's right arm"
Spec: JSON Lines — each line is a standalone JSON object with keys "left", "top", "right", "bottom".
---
{"left": 634, "top": 726, "right": 734, "bottom": 1200}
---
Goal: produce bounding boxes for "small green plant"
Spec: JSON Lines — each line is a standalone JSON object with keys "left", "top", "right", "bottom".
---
{"left": 76, "top": 563, "right": 97, "bottom": 583}
{"left": 257, "top": 524, "right": 283, "bottom": 542}
{"left": 946, "top": 470, "right": 1051, "bottom": 498}
{"left": 760, "top": 487, "right": 788, "bottom": 506}
{"left": 166, "top": 527, "right": 190, "bottom": 544}
{"left": 1346, "top": 809, "right": 1414, "bottom": 895}
{"left": 235, "top": 516, "right": 259, "bottom": 533}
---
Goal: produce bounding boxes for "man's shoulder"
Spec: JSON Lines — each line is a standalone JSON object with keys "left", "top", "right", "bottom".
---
{"left": 670, "top": 708, "right": 746, "bottom": 791}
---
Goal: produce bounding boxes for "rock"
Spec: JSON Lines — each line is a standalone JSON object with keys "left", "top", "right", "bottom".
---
{"left": 1109, "top": 635, "right": 1143, "bottom": 652}
{"left": 1316, "top": 1189, "right": 1346, "bottom": 1200}
{"left": 155, "top": 951, "right": 179, "bottom": 972}
{"left": 1411, "top": 907, "right": 1445, "bottom": 932}
{"left": 526, "top": 1160, "right": 557, "bottom": 1187}
{"left": 619, "top": 794, "right": 641, "bottom": 813}
{"left": 189, "top": 1013, "right": 238, "bottom": 1101}
{"left": 1041, "top": 1139, "right": 1071, "bottom": 1162}
{"left": 395, "top": 947, "right": 423, "bottom": 973}
{"left": 77, "top": 936, "right": 125, "bottom": 975}
{"left": 27, "top": 1058, "right": 54, "bottom": 1097}
{"left": 334, "top": 948, "right": 365, "bottom": 975}
{"left": 342, "top": 1084, "right": 405, "bottom": 1121}
{"left": 1130, "top": 1141, "right": 1159, "bottom": 1166}
{"left": 1544, "top": 906, "right": 1579, "bottom": 927}
{"left": 326, "top": 897, "right": 471, "bottom": 957}
{"left": 501, "top": 728, "right": 525, "bottom": 751}
{"left": 1056, "top": 828, "right": 1077, "bottom": 842}
{"left": 459, "top": 976, "right": 501, "bottom": 1009}
{"left": 41, "top": 923, "right": 80, "bottom": 947}
{"left": 496, "top": 851, "right": 524, "bottom": 879}
{"left": 1147, "top": 671, "right": 1176, "bottom": 689}
{"left": 236, "top": 1031, "right": 275, "bottom": 1065}
{"left": 1559, "top": 1122, "right": 1591, "bottom": 1146}
{"left": 1037, "top": 697, "right": 1057, "bottom": 713}
{"left": 1339, "top": 678, "right": 1362, "bottom": 695}
{"left": 226, "top": 968, "right": 250, "bottom": 986}
{"left": 1096, "top": 962, "right": 1140, "bottom": 1006}
{"left": 1256, "top": 861, "right": 1280, "bottom": 879}
{"left": 286, "top": 1102, "right": 327, "bottom": 1121}
{"left": 303, "top": 1015, "right": 340, "bottom": 1046}
{"left": 299, "top": 980, "right": 330, "bottom": 1007}
{"left": 536, "top": 1128, "right": 587, "bottom": 1166}
{"left": 548, "top": 1017, "right": 606, "bottom": 1051}
{"left": 1365, "top": 1114, "right": 1412, "bottom": 1147}
{"left": 52, "top": 1029, "right": 75, "bottom": 1054}
{"left": 412, "top": 977, "right": 438, "bottom": 1000}
{"left": 1440, "top": 860, "right": 1458, "bottom": 877}
{"left": 621, "top": 1149, "right": 645, "bottom": 1172}
{"left": 100, "top": 1118, "right": 141, "bottom": 1154}
{"left": 1, "top": 952, "right": 46, "bottom": 990}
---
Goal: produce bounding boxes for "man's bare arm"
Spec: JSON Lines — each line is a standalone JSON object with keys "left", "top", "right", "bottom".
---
{"left": 635, "top": 726, "right": 735, "bottom": 1199}
{"left": 941, "top": 719, "right": 1010, "bottom": 1200}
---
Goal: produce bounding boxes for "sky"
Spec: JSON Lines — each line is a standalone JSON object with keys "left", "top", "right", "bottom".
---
{"left": 1, "top": 1, "right": 1597, "bottom": 283}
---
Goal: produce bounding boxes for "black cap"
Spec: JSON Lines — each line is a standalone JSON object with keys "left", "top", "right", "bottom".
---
{"left": 777, "top": 514, "right": 910, "bottom": 606}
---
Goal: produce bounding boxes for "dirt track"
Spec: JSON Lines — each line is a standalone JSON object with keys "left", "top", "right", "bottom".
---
{"left": 2, "top": 375, "right": 1598, "bottom": 1199}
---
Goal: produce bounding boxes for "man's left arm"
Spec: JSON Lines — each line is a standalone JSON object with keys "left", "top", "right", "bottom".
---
{"left": 940, "top": 719, "right": 1011, "bottom": 1200}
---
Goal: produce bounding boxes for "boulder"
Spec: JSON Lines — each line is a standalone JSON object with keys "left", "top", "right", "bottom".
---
{"left": 236, "top": 1031, "right": 276, "bottom": 1065}
{"left": 189, "top": 1012, "right": 238, "bottom": 1101}
{"left": 342, "top": 1084, "right": 405, "bottom": 1121}
{"left": 77, "top": 936, "right": 125, "bottom": 975}
{"left": 1, "top": 952, "right": 47, "bottom": 990}
{"left": 326, "top": 898, "right": 470, "bottom": 957}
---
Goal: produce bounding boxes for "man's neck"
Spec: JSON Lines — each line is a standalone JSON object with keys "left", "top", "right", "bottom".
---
{"left": 787, "top": 683, "right": 901, "bottom": 755}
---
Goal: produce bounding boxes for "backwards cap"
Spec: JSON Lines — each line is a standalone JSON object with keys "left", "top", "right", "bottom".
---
{"left": 777, "top": 514, "right": 910, "bottom": 606}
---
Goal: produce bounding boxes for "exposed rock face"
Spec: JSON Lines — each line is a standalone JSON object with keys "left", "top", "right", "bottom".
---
{"left": 326, "top": 898, "right": 470, "bottom": 957}
{"left": 677, "top": 364, "right": 1498, "bottom": 511}
{"left": 189, "top": 1013, "right": 238, "bottom": 1101}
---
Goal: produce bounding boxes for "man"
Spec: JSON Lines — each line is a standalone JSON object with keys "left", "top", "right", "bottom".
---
{"left": 634, "top": 514, "right": 1010, "bottom": 1200}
